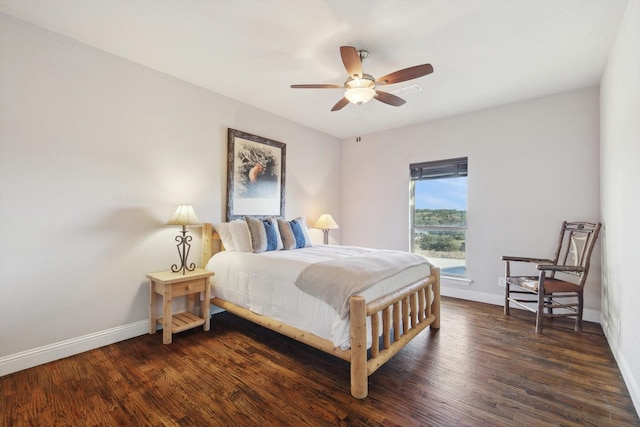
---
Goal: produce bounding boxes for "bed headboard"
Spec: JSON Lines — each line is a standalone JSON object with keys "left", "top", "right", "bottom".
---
{"left": 202, "top": 223, "right": 223, "bottom": 267}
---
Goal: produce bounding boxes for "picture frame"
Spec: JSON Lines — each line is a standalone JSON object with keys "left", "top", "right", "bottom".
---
{"left": 226, "top": 128, "right": 286, "bottom": 221}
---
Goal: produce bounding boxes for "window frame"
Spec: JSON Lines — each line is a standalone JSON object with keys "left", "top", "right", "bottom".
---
{"left": 410, "top": 157, "right": 468, "bottom": 279}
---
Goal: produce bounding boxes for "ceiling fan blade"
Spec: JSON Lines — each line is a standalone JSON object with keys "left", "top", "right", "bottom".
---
{"left": 291, "top": 84, "right": 344, "bottom": 89}
{"left": 374, "top": 90, "right": 406, "bottom": 107}
{"left": 376, "top": 64, "right": 434, "bottom": 85}
{"left": 340, "top": 46, "right": 362, "bottom": 79}
{"left": 331, "top": 97, "right": 350, "bottom": 111}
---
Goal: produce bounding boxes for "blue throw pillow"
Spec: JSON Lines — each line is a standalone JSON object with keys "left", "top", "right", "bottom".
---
{"left": 262, "top": 219, "right": 278, "bottom": 251}
{"left": 289, "top": 219, "right": 307, "bottom": 248}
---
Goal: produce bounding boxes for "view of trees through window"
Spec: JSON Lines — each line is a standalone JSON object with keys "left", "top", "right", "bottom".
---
{"left": 410, "top": 159, "right": 468, "bottom": 277}
{"left": 415, "top": 210, "right": 466, "bottom": 254}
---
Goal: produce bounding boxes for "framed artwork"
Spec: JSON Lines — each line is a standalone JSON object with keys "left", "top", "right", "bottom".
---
{"left": 226, "top": 128, "right": 286, "bottom": 220}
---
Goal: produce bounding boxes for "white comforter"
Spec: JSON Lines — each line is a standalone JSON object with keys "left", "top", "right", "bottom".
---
{"left": 205, "top": 245, "right": 432, "bottom": 350}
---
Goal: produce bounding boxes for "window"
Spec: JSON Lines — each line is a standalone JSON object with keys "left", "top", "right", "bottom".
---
{"left": 410, "top": 157, "right": 468, "bottom": 278}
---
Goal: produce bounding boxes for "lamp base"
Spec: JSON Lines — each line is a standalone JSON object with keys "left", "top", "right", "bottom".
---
{"left": 322, "top": 229, "right": 329, "bottom": 245}
{"left": 171, "top": 263, "right": 196, "bottom": 275}
{"left": 171, "top": 226, "right": 196, "bottom": 275}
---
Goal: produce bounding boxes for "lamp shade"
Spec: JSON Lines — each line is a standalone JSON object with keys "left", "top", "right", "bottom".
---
{"left": 312, "top": 214, "right": 339, "bottom": 230}
{"left": 166, "top": 204, "right": 201, "bottom": 226}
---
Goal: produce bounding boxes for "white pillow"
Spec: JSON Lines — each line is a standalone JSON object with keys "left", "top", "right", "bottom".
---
{"left": 229, "top": 219, "right": 252, "bottom": 252}
{"left": 214, "top": 222, "right": 235, "bottom": 251}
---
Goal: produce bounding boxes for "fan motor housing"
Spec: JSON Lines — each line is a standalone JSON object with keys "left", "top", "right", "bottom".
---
{"left": 345, "top": 73, "right": 376, "bottom": 89}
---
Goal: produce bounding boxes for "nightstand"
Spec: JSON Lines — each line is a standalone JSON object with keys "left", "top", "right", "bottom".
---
{"left": 147, "top": 268, "right": 213, "bottom": 344}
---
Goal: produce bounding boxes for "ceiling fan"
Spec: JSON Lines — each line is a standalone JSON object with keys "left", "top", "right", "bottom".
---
{"left": 291, "top": 46, "right": 434, "bottom": 111}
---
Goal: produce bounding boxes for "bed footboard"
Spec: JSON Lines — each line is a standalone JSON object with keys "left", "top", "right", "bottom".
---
{"left": 349, "top": 266, "right": 441, "bottom": 398}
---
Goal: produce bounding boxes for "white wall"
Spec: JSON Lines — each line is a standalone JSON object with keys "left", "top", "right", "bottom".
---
{"left": 341, "top": 87, "right": 601, "bottom": 313}
{"left": 0, "top": 15, "right": 341, "bottom": 372}
{"left": 600, "top": 0, "right": 640, "bottom": 413}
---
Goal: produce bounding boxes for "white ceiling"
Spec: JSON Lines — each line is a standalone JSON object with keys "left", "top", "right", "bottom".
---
{"left": 0, "top": 0, "right": 629, "bottom": 139}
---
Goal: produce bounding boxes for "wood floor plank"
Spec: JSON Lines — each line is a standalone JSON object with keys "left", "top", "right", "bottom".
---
{"left": 1, "top": 297, "right": 638, "bottom": 426}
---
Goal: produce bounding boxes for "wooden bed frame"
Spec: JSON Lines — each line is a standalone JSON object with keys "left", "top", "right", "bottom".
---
{"left": 201, "top": 223, "right": 441, "bottom": 398}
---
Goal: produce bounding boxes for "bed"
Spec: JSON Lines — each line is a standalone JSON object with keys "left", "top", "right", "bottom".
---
{"left": 201, "top": 221, "right": 440, "bottom": 398}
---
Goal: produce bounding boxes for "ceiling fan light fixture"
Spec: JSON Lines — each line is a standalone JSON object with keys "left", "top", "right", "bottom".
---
{"left": 345, "top": 74, "right": 376, "bottom": 104}
{"left": 345, "top": 87, "right": 376, "bottom": 105}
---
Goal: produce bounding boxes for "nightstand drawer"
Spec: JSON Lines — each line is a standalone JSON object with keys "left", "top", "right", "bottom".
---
{"left": 171, "top": 278, "right": 207, "bottom": 297}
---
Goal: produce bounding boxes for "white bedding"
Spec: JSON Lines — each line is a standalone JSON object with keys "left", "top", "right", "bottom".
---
{"left": 205, "top": 245, "right": 432, "bottom": 350}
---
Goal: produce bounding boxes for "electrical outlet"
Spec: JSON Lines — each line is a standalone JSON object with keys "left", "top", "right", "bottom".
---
{"left": 498, "top": 277, "right": 506, "bottom": 287}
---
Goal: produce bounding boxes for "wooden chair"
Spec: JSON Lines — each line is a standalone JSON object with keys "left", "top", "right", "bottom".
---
{"left": 502, "top": 221, "right": 601, "bottom": 333}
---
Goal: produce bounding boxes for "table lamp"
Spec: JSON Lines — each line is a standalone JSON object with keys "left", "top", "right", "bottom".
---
{"left": 312, "top": 213, "right": 339, "bottom": 244}
{"left": 166, "top": 204, "right": 201, "bottom": 274}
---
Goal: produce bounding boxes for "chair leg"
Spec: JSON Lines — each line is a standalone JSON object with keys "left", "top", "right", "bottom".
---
{"left": 504, "top": 262, "right": 511, "bottom": 316}
{"left": 504, "top": 282, "right": 510, "bottom": 316}
{"left": 575, "top": 293, "right": 584, "bottom": 332}
{"left": 535, "top": 291, "right": 545, "bottom": 334}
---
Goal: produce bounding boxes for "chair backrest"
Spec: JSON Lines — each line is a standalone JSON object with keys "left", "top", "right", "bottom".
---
{"left": 551, "top": 221, "right": 601, "bottom": 286}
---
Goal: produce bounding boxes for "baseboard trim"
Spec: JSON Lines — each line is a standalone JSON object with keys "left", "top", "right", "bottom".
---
{"left": 0, "top": 320, "right": 149, "bottom": 377}
{"left": 440, "top": 285, "right": 601, "bottom": 324}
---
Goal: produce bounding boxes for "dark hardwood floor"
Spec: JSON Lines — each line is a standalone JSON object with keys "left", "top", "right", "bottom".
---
{"left": 2, "top": 297, "right": 638, "bottom": 426}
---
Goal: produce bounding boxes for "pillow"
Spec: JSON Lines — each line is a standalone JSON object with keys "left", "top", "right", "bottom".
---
{"left": 245, "top": 216, "right": 268, "bottom": 253}
{"left": 289, "top": 217, "right": 313, "bottom": 248}
{"left": 264, "top": 217, "right": 284, "bottom": 250}
{"left": 278, "top": 219, "right": 297, "bottom": 250}
{"left": 229, "top": 219, "right": 252, "bottom": 252}
{"left": 214, "top": 222, "right": 235, "bottom": 251}
{"left": 294, "top": 217, "right": 313, "bottom": 247}
{"left": 262, "top": 218, "right": 280, "bottom": 251}
{"left": 289, "top": 219, "right": 306, "bottom": 248}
